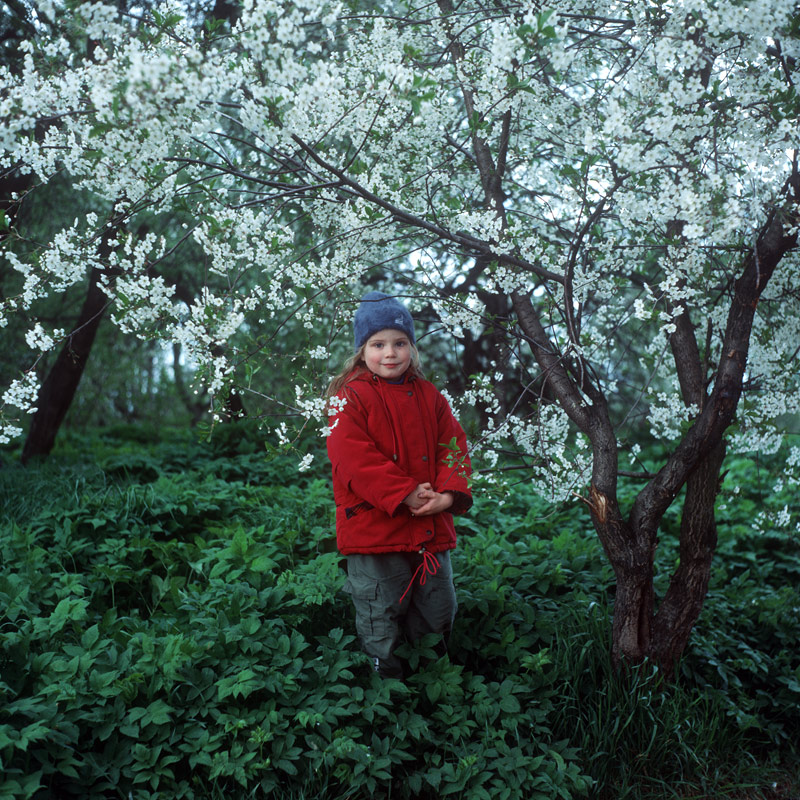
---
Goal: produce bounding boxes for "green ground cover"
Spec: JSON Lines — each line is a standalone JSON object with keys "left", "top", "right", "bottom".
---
{"left": 1, "top": 423, "right": 799, "bottom": 799}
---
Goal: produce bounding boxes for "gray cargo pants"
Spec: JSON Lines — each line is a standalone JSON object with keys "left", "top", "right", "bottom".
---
{"left": 344, "top": 549, "right": 457, "bottom": 679}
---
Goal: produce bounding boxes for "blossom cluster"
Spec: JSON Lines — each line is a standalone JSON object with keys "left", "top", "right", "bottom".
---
{"left": 0, "top": 372, "right": 40, "bottom": 444}
{"left": 24, "top": 323, "right": 64, "bottom": 352}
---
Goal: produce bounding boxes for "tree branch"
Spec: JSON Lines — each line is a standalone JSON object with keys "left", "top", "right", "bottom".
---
{"left": 289, "top": 134, "right": 564, "bottom": 283}
{"left": 631, "top": 209, "right": 798, "bottom": 532}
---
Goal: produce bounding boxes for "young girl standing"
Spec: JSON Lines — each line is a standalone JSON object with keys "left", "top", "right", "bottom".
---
{"left": 326, "top": 291, "right": 472, "bottom": 679}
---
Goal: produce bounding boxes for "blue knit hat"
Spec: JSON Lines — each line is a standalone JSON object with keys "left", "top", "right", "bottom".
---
{"left": 353, "top": 291, "right": 416, "bottom": 351}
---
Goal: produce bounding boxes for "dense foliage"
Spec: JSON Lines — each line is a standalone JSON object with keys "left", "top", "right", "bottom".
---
{"left": 1, "top": 427, "right": 798, "bottom": 799}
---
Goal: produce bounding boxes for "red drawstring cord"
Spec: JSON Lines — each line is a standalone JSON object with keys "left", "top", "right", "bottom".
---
{"left": 399, "top": 549, "right": 440, "bottom": 605}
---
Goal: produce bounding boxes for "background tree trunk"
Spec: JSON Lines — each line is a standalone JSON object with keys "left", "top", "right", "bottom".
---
{"left": 21, "top": 264, "right": 112, "bottom": 463}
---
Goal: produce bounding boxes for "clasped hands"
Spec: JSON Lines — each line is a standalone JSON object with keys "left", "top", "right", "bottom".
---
{"left": 403, "top": 482, "right": 453, "bottom": 516}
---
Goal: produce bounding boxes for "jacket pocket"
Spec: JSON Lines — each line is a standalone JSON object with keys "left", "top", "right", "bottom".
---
{"left": 344, "top": 500, "right": 374, "bottom": 519}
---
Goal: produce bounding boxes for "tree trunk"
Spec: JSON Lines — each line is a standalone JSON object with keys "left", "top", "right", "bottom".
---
{"left": 513, "top": 206, "right": 796, "bottom": 674}
{"left": 650, "top": 440, "right": 726, "bottom": 674}
{"left": 604, "top": 440, "right": 725, "bottom": 678}
{"left": 21, "top": 265, "right": 110, "bottom": 463}
{"left": 601, "top": 515, "right": 656, "bottom": 665}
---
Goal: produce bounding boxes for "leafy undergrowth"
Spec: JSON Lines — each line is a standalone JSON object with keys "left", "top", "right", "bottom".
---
{"left": 0, "top": 423, "right": 798, "bottom": 799}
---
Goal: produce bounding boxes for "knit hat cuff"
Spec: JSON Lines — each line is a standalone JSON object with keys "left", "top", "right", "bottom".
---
{"left": 353, "top": 291, "right": 416, "bottom": 350}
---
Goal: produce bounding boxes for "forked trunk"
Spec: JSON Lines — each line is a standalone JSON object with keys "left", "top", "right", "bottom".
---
{"left": 603, "top": 440, "right": 726, "bottom": 677}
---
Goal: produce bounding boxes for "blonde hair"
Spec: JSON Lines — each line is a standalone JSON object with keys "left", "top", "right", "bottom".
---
{"left": 326, "top": 341, "right": 423, "bottom": 397}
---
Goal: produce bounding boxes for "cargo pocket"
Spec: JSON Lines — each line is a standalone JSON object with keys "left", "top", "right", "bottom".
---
{"left": 347, "top": 573, "right": 393, "bottom": 644}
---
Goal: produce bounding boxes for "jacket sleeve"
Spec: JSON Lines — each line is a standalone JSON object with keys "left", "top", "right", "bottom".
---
{"left": 432, "top": 390, "right": 473, "bottom": 515}
{"left": 326, "top": 388, "right": 419, "bottom": 517}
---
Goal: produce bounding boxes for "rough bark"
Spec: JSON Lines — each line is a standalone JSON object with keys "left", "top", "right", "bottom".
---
{"left": 610, "top": 547, "right": 656, "bottom": 664}
{"left": 634, "top": 253, "right": 721, "bottom": 674}
{"left": 512, "top": 205, "right": 796, "bottom": 673}
{"left": 650, "top": 439, "right": 726, "bottom": 672}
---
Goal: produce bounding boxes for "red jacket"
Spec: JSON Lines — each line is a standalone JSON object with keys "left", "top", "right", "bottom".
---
{"left": 326, "top": 370, "right": 472, "bottom": 555}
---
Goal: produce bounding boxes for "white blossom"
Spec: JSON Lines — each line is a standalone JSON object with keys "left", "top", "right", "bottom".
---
{"left": 0, "top": 0, "right": 795, "bottom": 507}
{"left": 24, "top": 323, "right": 64, "bottom": 352}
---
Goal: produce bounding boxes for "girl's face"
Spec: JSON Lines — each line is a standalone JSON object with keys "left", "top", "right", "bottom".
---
{"left": 364, "top": 329, "right": 412, "bottom": 379}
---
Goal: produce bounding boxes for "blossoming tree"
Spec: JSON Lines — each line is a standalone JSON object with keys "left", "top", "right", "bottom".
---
{"left": 2, "top": 0, "right": 798, "bottom": 672}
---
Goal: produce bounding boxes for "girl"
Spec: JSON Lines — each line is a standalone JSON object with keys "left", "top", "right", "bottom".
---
{"left": 326, "top": 291, "right": 472, "bottom": 679}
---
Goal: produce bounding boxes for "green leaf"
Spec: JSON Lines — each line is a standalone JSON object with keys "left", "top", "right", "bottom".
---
{"left": 81, "top": 624, "right": 100, "bottom": 650}
{"left": 329, "top": 627, "right": 344, "bottom": 644}
{"left": 249, "top": 555, "right": 276, "bottom": 573}
{"left": 88, "top": 670, "right": 118, "bottom": 693}
{"left": 217, "top": 668, "right": 260, "bottom": 700}
{"left": 232, "top": 526, "right": 248, "bottom": 557}
{"left": 0, "top": 772, "right": 42, "bottom": 800}
{"left": 498, "top": 694, "right": 520, "bottom": 714}
{"left": 426, "top": 681, "right": 442, "bottom": 703}
{"left": 16, "top": 722, "right": 50, "bottom": 752}
{"left": 143, "top": 699, "right": 172, "bottom": 726}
